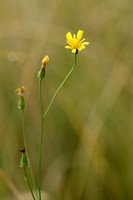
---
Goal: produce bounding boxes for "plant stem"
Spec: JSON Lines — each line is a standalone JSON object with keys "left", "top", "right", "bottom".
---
{"left": 38, "top": 53, "right": 77, "bottom": 200}
{"left": 22, "top": 111, "right": 38, "bottom": 200}
{"left": 38, "top": 79, "right": 44, "bottom": 200}
{"left": 44, "top": 53, "right": 77, "bottom": 118}
{"left": 24, "top": 168, "right": 36, "bottom": 200}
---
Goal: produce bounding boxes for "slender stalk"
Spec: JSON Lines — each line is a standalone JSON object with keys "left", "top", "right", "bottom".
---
{"left": 24, "top": 168, "right": 36, "bottom": 200}
{"left": 44, "top": 53, "right": 77, "bottom": 118}
{"left": 38, "top": 53, "right": 77, "bottom": 199}
{"left": 22, "top": 111, "right": 38, "bottom": 200}
{"left": 38, "top": 79, "right": 44, "bottom": 200}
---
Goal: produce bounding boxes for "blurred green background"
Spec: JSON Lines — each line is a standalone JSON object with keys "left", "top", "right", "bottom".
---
{"left": 0, "top": 0, "right": 133, "bottom": 199}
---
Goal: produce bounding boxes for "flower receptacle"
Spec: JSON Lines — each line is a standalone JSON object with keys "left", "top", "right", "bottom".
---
{"left": 38, "top": 67, "right": 45, "bottom": 80}
{"left": 19, "top": 148, "right": 29, "bottom": 168}
{"left": 18, "top": 96, "right": 25, "bottom": 110}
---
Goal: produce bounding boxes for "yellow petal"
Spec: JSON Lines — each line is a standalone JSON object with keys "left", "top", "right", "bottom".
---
{"left": 78, "top": 46, "right": 85, "bottom": 51}
{"left": 82, "top": 42, "right": 89, "bottom": 46}
{"left": 72, "top": 49, "right": 76, "bottom": 53}
{"left": 66, "top": 40, "right": 72, "bottom": 46}
{"left": 66, "top": 32, "right": 73, "bottom": 43}
{"left": 65, "top": 46, "right": 73, "bottom": 49}
{"left": 77, "top": 30, "right": 83, "bottom": 41}
{"left": 80, "top": 38, "right": 85, "bottom": 43}
{"left": 73, "top": 34, "right": 76, "bottom": 39}
{"left": 78, "top": 38, "right": 85, "bottom": 46}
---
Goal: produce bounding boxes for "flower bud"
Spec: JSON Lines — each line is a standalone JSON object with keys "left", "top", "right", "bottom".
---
{"left": 38, "top": 56, "right": 49, "bottom": 80}
{"left": 42, "top": 56, "right": 49, "bottom": 68}
{"left": 16, "top": 85, "right": 25, "bottom": 110}
{"left": 19, "top": 148, "right": 28, "bottom": 168}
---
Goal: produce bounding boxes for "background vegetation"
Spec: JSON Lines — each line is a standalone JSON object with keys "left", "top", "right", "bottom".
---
{"left": 0, "top": 0, "right": 133, "bottom": 199}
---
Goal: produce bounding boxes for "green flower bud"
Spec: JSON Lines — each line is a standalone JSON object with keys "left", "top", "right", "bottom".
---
{"left": 38, "top": 67, "right": 45, "bottom": 80}
{"left": 18, "top": 96, "right": 25, "bottom": 110}
{"left": 19, "top": 148, "right": 28, "bottom": 168}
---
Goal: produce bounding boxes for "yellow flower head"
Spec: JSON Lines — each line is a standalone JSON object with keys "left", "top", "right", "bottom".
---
{"left": 65, "top": 30, "right": 89, "bottom": 53}
{"left": 16, "top": 85, "right": 25, "bottom": 96}
{"left": 42, "top": 55, "right": 49, "bottom": 68}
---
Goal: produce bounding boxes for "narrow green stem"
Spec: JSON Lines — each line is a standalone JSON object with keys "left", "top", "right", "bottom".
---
{"left": 38, "top": 53, "right": 77, "bottom": 200}
{"left": 44, "top": 53, "right": 77, "bottom": 118}
{"left": 22, "top": 111, "right": 38, "bottom": 200}
{"left": 24, "top": 168, "right": 36, "bottom": 200}
{"left": 38, "top": 79, "right": 44, "bottom": 200}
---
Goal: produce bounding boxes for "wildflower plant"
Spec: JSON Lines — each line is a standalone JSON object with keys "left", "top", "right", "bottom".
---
{"left": 16, "top": 30, "right": 89, "bottom": 200}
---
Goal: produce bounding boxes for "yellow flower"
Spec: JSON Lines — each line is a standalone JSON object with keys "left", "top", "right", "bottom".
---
{"left": 42, "top": 55, "right": 49, "bottom": 68}
{"left": 65, "top": 30, "right": 89, "bottom": 53}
